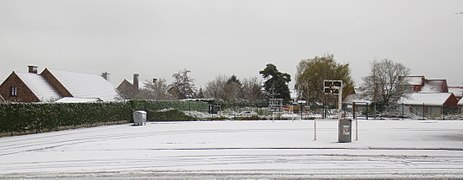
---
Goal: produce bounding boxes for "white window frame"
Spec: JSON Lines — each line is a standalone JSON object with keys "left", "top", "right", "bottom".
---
{"left": 10, "top": 86, "right": 17, "bottom": 96}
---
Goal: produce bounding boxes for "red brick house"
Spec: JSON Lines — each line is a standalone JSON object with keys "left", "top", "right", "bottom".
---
{"left": 0, "top": 66, "right": 120, "bottom": 103}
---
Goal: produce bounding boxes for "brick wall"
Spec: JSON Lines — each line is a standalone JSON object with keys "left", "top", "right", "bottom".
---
{"left": 444, "top": 94, "right": 459, "bottom": 108}
{"left": 0, "top": 72, "right": 39, "bottom": 102}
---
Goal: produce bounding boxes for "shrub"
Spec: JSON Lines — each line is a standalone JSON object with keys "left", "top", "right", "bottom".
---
{"left": 0, "top": 100, "right": 208, "bottom": 134}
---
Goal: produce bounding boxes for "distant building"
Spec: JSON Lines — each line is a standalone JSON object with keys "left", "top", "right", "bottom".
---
{"left": 401, "top": 76, "right": 449, "bottom": 93}
{"left": 420, "top": 79, "right": 448, "bottom": 93}
{"left": 0, "top": 66, "right": 120, "bottom": 103}
{"left": 448, "top": 86, "right": 463, "bottom": 100}
{"left": 399, "top": 93, "right": 458, "bottom": 117}
{"left": 342, "top": 87, "right": 371, "bottom": 117}
{"left": 402, "top": 75, "right": 425, "bottom": 92}
{"left": 117, "top": 74, "right": 140, "bottom": 100}
{"left": 345, "top": 76, "right": 462, "bottom": 117}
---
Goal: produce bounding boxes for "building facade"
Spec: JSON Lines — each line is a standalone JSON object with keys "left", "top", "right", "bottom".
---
{"left": 0, "top": 66, "right": 120, "bottom": 103}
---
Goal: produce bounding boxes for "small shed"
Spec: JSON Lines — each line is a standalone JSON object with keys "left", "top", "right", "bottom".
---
{"left": 343, "top": 93, "right": 371, "bottom": 117}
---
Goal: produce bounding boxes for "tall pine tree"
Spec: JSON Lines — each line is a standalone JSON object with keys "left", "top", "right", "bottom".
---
{"left": 259, "top": 64, "right": 291, "bottom": 102}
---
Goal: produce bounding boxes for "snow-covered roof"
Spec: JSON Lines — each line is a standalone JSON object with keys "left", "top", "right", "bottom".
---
{"left": 421, "top": 80, "right": 447, "bottom": 93}
{"left": 403, "top": 76, "right": 424, "bottom": 86}
{"left": 15, "top": 72, "right": 62, "bottom": 102}
{"left": 459, "top": 99, "right": 463, "bottom": 106}
{"left": 55, "top": 97, "right": 103, "bottom": 103}
{"left": 448, "top": 86, "right": 463, "bottom": 98}
{"left": 343, "top": 93, "right": 371, "bottom": 104}
{"left": 400, "top": 93, "right": 453, "bottom": 106}
{"left": 47, "top": 69, "right": 120, "bottom": 101}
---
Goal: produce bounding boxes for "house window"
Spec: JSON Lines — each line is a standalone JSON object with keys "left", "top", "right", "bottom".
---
{"left": 10, "top": 86, "right": 17, "bottom": 97}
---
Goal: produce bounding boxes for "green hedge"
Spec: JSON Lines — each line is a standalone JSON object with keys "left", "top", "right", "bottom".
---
{"left": 0, "top": 100, "right": 208, "bottom": 134}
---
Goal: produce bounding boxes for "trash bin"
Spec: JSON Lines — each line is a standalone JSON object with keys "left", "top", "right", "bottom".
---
{"left": 133, "top": 110, "right": 147, "bottom": 126}
{"left": 338, "top": 118, "right": 352, "bottom": 143}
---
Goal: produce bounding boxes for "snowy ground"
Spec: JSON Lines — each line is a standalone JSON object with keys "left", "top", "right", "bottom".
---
{"left": 1, "top": 119, "right": 463, "bottom": 179}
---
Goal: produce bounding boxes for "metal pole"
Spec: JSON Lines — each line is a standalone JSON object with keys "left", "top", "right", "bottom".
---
{"left": 314, "top": 118, "right": 317, "bottom": 141}
{"left": 366, "top": 103, "right": 369, "bottom": 120}
{"left": 353, "top": 102, "right": 358, "bottom": 141}
{"left": 300, "top": 103, "right": 303, "bottom": 120}
{"left": 356, "top": 117, "right": 359, "bottom": 141}
{"left": 323, "top": 96, "right": 326, "bottom": 119}
{"left": 338, "top": 81, "right": 343, "bottom": 119}
{"left": 352, "top": 102, "right": 356, "bottom": 119}
{"left": 337, "top": 81, "right": 343, "bottom": 143}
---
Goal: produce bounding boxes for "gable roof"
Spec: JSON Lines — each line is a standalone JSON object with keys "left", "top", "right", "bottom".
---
{"left": 459, "top": 99, "right": 463, "bottom": 106}
{"left": 343, "top": 93, "right": 371, "bottom": 104}
{"left": 15, "top": 72, "right": 62, "bottom": 102}
{"left": 448, "top": 86, "right": 463, "bottom": 98}
{"left": 46, "top": 69, "right": 120, "bottom": 101}
{"left": 400, "top": 93, "right": 454, "bottom": 106}
{"left": 117, "top": 79, "right": 135, "bottom": 90}
{"left": 421, "top": 79, "right": 448, "bottom": 93}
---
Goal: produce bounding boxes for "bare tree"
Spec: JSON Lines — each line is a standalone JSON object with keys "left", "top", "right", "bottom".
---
{"left": 205, "top": 75, "right": 265, "bottom": 103}
{"left": 204, "top": 75, "right": 228, "bottom": 100}
{"left": 141, "top": 79, "right": 173, "bottom": 100}
{"left": 242, "top": 77, "right": 265, "bottom": 104}
{"left": 362, "top": 59, "right": 410, "bottom": 112}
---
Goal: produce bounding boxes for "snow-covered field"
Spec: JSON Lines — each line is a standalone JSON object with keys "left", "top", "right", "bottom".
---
{"left": 1, "top": 119, "right": 463, "bottom": 179}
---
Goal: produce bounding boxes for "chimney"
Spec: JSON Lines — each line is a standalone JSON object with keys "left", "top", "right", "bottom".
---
{"left": 101, "top": 72, "right": 110, "bottom": 81}
{"left": 133, "top": 74, "right": 139, "bottom": 89}
{"left": 153, "top": 78, "right": 157, "bottom": 84}
{"left": 28, "top": 65, "right": 38, "bottom": 74}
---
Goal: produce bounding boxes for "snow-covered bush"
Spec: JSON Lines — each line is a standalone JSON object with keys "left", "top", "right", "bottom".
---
{"left": 0, "top": 100, "right": 209, "bottom": 134}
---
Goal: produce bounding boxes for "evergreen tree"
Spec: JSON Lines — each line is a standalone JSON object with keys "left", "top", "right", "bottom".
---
{"left": 259, "top": 64, "right": 291, "bottom": 102}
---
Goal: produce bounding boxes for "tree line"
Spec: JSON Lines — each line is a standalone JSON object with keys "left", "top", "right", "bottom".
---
{"left": 123, "top": 54, "right": 410, "bottom": 114}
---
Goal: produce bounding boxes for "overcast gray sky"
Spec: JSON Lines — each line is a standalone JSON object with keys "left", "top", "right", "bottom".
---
{"left": 1, "top": 0, "right": 462, "bottom": 88}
